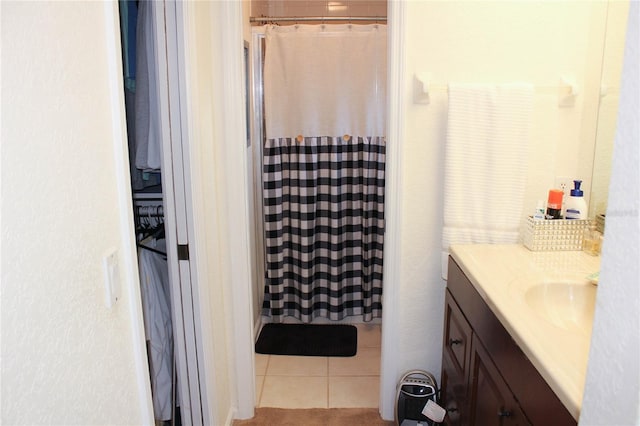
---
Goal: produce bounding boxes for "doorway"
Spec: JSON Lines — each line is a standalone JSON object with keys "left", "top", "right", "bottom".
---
{"left": 246, "top": 9, "right": 388, "bottom": 411}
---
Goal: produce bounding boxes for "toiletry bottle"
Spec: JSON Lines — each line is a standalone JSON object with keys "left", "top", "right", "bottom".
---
{"left": 546, "top": 189, "right": 564, "bottom": 219}
{"left": 533, "top": 200, "right": 545, "bottom": 220}
{"left": 565, "top": 180, "right": 588, "bottom": 219}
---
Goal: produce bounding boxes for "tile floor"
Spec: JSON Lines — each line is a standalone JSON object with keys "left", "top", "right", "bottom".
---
{"left": 254, "top": 323, "right": 381, "bottom": 409}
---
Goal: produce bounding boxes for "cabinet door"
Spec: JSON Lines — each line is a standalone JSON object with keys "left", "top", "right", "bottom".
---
{"left": 441, "top": 354, "right": 467, "bottom": 425}
{"left": 469, "top": 335, "right": 531, "bottom": 426}
{"left": 443, "top": 291, "right": 472, "bottom": 380}
{"left": 441, "top": 290, "right": 473, "bottom": 425}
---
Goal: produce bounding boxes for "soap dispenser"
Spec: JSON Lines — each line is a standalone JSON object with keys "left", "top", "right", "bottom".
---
{"left": 565, "top": 180, "right": 588, "bottom": 220}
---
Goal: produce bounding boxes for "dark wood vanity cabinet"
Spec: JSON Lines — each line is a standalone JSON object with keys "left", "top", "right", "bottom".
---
{"left": 440, "top": 257, "right": 577, "bottom": 426}
{"left": 468, "top": 334, "right": 530, "bottom": 425}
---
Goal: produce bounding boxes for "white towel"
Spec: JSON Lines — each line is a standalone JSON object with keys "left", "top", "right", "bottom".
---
{"left": 442, "top": 83, "right": 533, "bottom": 279}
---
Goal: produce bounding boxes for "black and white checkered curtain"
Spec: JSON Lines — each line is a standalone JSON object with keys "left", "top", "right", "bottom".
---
{"left": 262, "top": 136, "right": 385, "bottom": 323}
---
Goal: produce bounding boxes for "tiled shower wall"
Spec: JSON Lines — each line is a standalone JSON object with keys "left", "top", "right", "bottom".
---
{"left": 251, "top": 1, "right": 387, "bottom": 22}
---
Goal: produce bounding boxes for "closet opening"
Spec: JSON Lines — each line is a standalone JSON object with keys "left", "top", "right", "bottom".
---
{"left": 118, "top": 1, "right": 177, "bottom": 424}
{"left": 117, "top": 1, "right": 207, "bottom": 424}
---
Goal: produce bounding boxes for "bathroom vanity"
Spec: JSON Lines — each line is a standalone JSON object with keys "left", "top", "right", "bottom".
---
{"left": 441, "top": 245, "right": 600, "bottom": 425}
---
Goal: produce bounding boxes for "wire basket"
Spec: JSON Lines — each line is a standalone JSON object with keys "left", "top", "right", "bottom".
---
{"left": 596, "top": 214, "right": 605, "bottom": 235}
{"left": 523, "top": 216, "right": 591, "bottom": 251}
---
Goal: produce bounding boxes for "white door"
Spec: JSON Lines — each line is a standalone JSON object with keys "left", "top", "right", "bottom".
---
{"left": 151, "top": 2, "right": 205, "bottom": 425}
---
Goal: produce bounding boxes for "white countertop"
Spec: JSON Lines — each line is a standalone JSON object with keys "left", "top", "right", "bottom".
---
{"left": 449, "top": 244, "right": 601, "bottom": 420}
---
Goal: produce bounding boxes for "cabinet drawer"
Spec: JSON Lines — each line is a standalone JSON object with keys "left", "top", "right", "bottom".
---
{"left": 444, "top": 290, "right": 472, "bottom": 378}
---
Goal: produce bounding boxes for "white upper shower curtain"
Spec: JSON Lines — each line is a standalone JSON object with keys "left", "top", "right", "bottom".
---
{"left": 264, "top": 24, "right": 386, "bottom": 139}
{"left": 262, "top": 24, "right": 387, "bottom": 323}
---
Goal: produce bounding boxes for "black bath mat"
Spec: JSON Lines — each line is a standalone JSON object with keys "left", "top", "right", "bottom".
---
{"left": 255, "top": 324, "right": 357, "bottom": 357}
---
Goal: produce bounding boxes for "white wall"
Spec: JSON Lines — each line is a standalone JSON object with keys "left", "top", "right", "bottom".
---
{"left": 180, "top": 2, "right": 233, "bottom": 424}
{"left": 1, "top": 2, "right": 151, "bottom": 424}
{"left": 181, "top": 1, "right": 255, "bottom": 422}
{"left": 580, "top": 2, "right": 640, "bottom": 424}
{"left": 396, "top": 0, "right": 612, "bottom": 393}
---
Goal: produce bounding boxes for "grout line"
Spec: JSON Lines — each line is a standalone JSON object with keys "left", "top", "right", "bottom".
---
{"left": 257, "top": 375, "right": 266, "bottom": 408}
{"left": 257, "top": 355, "right": 267, "bottom": 407}
{"left": 328, "top": 356, "right": 331, "bottom": 408}
{"left": 264, "top": 354, "right": 271, "bottom": 376}
{"left": 326, "top": 356, "right": 330, "bottom": 378}
{"left": 326, "top": 359, "right": 331, "bottom": 408}
{"left": 260, "top": 355, "right": 270, "bottom": 407}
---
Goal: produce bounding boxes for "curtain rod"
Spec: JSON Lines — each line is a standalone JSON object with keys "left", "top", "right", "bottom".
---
{"left": 250, "top": 16, "right": 387, "bottom": 23}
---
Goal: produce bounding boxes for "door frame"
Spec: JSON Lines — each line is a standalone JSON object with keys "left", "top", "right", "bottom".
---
{"left": 243, "top": 2, "right": 405, "bottom": 420}
{"left": 379, "top": 0, "right": 405, "bottom": 419}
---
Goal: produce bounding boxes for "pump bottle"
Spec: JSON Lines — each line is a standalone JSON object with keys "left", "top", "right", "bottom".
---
{"left": 565, "top": 180, "right": 588, "bottom": 220}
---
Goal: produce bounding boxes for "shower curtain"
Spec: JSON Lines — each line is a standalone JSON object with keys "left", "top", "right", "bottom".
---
{"left": 262, "top": 24, "right": 387, "bottom": 323}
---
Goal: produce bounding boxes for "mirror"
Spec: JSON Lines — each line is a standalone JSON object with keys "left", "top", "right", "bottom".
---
{"left": 589, "top": 1, "right": 629, "bottom": 220}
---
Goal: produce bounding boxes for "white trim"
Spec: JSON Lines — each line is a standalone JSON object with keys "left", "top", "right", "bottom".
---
{"left": 380, "top": 0, "right": 405, "bottom": 421}
{"left": 219, "top": 1, "right": 257, "bottom": 420}
{"left": 103, "top": 2, "right": 154, "bottom": 424}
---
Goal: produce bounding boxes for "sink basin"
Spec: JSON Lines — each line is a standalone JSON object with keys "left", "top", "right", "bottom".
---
{"left": 525, "top": 280, "right": 597, "bottom": 335}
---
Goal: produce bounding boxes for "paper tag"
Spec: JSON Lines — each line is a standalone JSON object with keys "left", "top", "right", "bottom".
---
{"left": 422, "top": 399, "right": 446, "bottom": 423}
